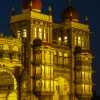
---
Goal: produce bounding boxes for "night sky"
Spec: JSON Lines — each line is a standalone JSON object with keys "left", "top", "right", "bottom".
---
{"left": 0, "top": 0, "right": 99, "bottom": 95}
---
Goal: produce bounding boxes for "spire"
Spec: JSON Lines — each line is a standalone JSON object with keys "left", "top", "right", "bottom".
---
{"left": 48, "top": 5, "right": 52, "bottom": 15}
{"left": 84, "top": 16, "right": 89, "bottom": 24}
{"left": 68, "top": 0, "right": 72, "bottom": 7}
{"left": 10, "top": 7, "right": 16, "bottom": 15}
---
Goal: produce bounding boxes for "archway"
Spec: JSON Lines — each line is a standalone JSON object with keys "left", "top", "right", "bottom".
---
{"left": 53, "top": 77, "right": 70, "bottom": 100}
{"left": 0, "top": 68, "right": 17, "bottom": 100}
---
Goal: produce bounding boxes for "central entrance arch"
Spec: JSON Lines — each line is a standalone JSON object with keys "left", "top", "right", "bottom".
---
{"left": 53, "top": 77, "right": 70, "bottom": 100}
{"left": 0, "top": 68, "right": 17, "bottom": 100}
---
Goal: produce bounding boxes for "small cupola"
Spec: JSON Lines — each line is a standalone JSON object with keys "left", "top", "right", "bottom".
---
{"left": 23, "top": 0, "right": 42, "bottom": 12}
{"left": 62, "top": 6, "right": 80, "bottom": 22}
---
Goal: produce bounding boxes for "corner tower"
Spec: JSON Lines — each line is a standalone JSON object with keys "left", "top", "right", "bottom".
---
{"left": 62, "top": 6, "right": 93, "bottom": 100}
{"left": 10, "top": 0, "right": 53, "bottom": 100}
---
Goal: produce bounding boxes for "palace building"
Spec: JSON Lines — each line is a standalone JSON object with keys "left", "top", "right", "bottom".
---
{"left": 0, "top": 0, "right": 93, "bottom": 100}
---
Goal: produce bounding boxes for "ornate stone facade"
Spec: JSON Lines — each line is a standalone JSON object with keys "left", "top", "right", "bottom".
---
{"left": 0, "top": 0, "right": 93, "bottom": 100}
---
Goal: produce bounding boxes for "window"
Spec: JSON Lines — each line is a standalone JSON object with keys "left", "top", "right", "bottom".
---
{"left": 36, "top": 53, "right": 41, "bottom": 63}
{"left": 51, "top": 52, "right": 53, "bottom": 64}
{"left": 74, "top": 36, "right": 77, "bottom": 46}
{"left": 82, "top": 37, "right": 84, "bottom": 48}
{"left": 3, "top": 51, "right": 9, "bottom": 59}
{"left": 78, "top": 36, "right": 81, "bottom": 46}
{"left": 42, "top": 50, "right": 54, "bottom": 65}
{"left": 51, "top": 80, "right": 54, "bottom": 92}
{"left": 76, "top": 72, "right": 82, "bottom": 80}
{"left": 23, "top": 29, "right": 27, "bottom": 38}
{"left": 82, "top": 71, "right": 92, "bottom": 81}
{"left": 0, "top": 45, "right": 3, "bottom": 58}
{"left": 42, "top": 80, "right": 52, "bottom": 92}
{"left": 36, "top": 67, "right": 41, "bottom": 75}
{"left": 0, "top": 44, "right": 3, "bottom": 49}
{"left": 35, "top": 52, "right": 41, "bottom": 64}
{"left": 64, "top": 36, "right": 68, "bottom": 45}
{"left": 43, "top": 28, "right": 48, "bottom": 41}
{"left": 64, "top": 53, "right": 68, "bottom": 65}
{"left": 12, "top": 52, "right": 19, "bottom": 61}
{"left": 54, "top": 51, "right": 58, "bottom": 64}
{"left": 42, "top": 65, "right": 53, "bottom": 79}
{"left": 58, "top": 37, "right": 61, "bottom": 45}
{"left": 82, "top": 84, "right": 91, "bottom": 94}
{"left": 34, "top": 27, "right": 37, "bottom": 38}
{"left": 42, "top": 80, "right": 45, "bottom": 91}
{"left": 74, "top": 36, "right": 82, "bottom": 47}
{"left": 45, "top": 80, "right": 50, "bottom": 91}
{"left": 84, "top": 35, "right": 88, "bottom": 49}
{"left": 76, "top": 84, "right": 92, "bottom": 94}
{"left": 44, "top": 29, "right": 46, "bottom": 40}
{"left": 39, "top": 28, "right": 42, "bottom": 39}
{"left": 45, "top": 51, "right": 50, "bottom": 64}
{"left": 36, "top": 80, "right": 41, "bottom": 91}
{"left": 76, "top": 84, "right": 82, "bottom": 94}
{"left": 42, "top": 65, "right": 45, "bottom": 78}
{"left": 58, "top": 37, "right": 61, "bottom": 41}
{"left": 45, "top": 67, "right": 51, "bottom": 78}
{"left": 58, "top": 52, "right": 63, "bottom": 65}
{"left": 17, "top": 30, "right": 21, "bottom": 38}
{"left": 42, "top": 51, "right": 45, "bottom": 64}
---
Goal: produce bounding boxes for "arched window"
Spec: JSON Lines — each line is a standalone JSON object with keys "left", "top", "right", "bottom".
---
{"left": 38, "top": 28, "right": 42, "bottom": 39}
{"left": 58, "top": 37, "right": 61, "bottom": 45}
{"left": 78, "top": 36, "right": 81, "bottom": 46}
{"left": 64, "top": 53, "right": 68, "bottom": 65}
{"left": 23, "top": 29, "right": 27, "bottom": 38}
{"left": 54, "top": 51, "right": 58, "bottom": 65}
{"left": 58, "top": 52, "right": 63, "bottom": 65}
{"left": 64, "top": 36, "right": 68, "bottom": 45}
{"left": 74, "top": 36, "right": 77, "bottom": 46}
{"left": 44, "top": 28, "right": 46, "bottom": 41}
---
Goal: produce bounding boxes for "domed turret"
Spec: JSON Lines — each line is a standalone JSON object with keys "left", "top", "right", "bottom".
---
{"left": 31, "top": 0, "right": 41, "bottom": 11}
{"left": 62, "top": 6, "right": 79, "bottom": 22}
{"left": 23, "top": 0, "right": 42, "bottom": 12}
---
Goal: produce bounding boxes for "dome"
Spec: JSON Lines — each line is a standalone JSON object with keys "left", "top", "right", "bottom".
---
{"left": 23, "top": 0, "right": 42, "bottom": 11}
{"left": 62, "top": 6, "right": 79, "bottom": 22}
{"left": 31, "top": 0, "right": 41, "bottom": 10}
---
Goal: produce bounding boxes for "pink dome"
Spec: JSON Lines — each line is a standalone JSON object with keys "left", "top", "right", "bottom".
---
{"left": 23, "top": 0, "right": 42, "bottom": 10}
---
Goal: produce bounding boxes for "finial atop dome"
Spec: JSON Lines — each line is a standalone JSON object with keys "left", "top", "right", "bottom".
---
{"left": 10, "top": 7, "right": 16, "bottom": 15}
{"left": 68, "top": 0, "right": 72, "bottom": 7}
{"left": 48, "top": 5, "right": 52, "bottom": 15}
{"left": 84, "top": 16, "right": 89, "bottom": 24}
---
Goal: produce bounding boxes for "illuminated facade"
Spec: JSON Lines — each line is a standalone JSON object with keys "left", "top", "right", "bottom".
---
{"left": 0, "top": 0, "right": 93, "bottom": 100}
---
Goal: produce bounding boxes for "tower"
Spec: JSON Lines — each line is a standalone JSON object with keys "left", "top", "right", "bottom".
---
{"left": 10, "top": 0, "right": 53, "bottom": 100}
{"left": 61, "top": 6, "right": 93, "bottom": 100}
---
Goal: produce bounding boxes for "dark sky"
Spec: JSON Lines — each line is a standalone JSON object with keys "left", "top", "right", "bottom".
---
{"left": 0, "top": 0, "right": 99, "bottom": 95}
